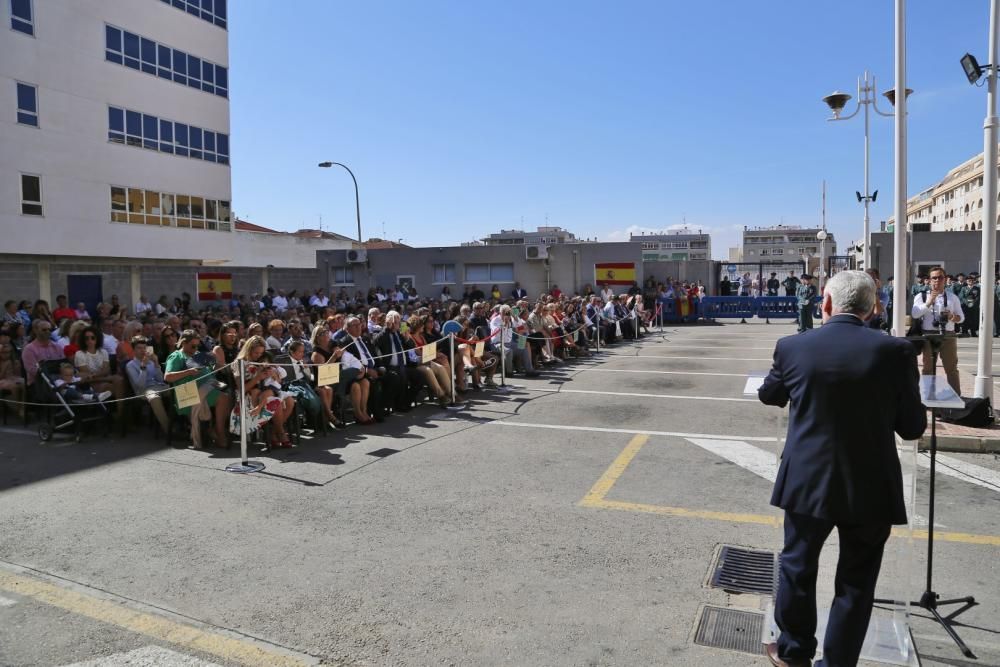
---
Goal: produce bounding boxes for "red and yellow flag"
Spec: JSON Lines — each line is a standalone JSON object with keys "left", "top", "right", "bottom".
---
{"left": 197, "top": 272, "right": 232, "bottom": 301}
{"left": 594, "top": 262, "right": 636, "bottom": 286}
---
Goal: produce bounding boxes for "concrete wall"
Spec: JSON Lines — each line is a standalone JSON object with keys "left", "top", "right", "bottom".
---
{"left": 0, "top": 258, "right": 323, "bottom": 312}
{"left": 0, "top": 263, "right": 40, "bottom": 302}
{"left": 871, "top": 230, "right": 1000, "bottom": 282}
{"left": 318, "top": 243, "right": 645, "bottom": 300}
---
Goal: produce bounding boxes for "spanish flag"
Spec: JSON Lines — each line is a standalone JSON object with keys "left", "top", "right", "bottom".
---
{"left": 197, "top": 272, "right": 232, "bottom": 301}
{"left": 595, "top": 262, "right": 636, "bottom": 286}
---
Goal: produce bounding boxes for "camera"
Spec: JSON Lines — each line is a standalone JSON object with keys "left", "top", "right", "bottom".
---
{"left": 935, "top": 309, "right": 951, "bottom": 333}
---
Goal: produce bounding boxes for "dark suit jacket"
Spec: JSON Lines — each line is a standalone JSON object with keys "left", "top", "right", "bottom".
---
{"left": 759, "top": 314, "right": 926, "bottom": 525}
{"left": 370, "top": 329, "right": 410, "bottom": 370}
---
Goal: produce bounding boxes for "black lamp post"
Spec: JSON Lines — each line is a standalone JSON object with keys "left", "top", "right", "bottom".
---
{"left": 318, "top": 161, "right": 362, "bottom": 243}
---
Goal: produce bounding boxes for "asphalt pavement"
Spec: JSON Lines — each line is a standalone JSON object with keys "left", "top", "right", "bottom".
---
{"left": 1, "top": 320, "right": 999, "bottom": 666}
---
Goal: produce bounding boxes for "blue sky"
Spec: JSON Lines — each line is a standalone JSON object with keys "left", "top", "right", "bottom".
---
{"left": 229, "top": 1, "right": 992, "bottom": 258}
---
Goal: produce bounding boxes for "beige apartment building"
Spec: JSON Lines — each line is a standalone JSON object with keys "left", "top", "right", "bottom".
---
{"left": 889, "top": 150, "right": 999, "bottom": 232}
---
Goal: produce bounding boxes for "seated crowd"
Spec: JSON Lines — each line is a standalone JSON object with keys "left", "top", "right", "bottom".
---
{"left": 0, "top": 280, "right": 668, "bottom": 448}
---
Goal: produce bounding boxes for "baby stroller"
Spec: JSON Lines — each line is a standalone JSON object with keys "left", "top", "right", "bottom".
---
{"left": 34, "top": 359, "right": 112, "bottom": 442}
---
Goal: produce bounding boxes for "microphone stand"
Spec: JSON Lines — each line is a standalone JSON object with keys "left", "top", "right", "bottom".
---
{"left": 876, "top": 306, "right": 978, "bottom": 658}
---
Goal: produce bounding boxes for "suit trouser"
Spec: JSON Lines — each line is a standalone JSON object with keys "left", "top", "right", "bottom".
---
{"left": 921, "top": 336, "right": 960, "bottom": 396}
{"left": 776, "top": 512, "right": 891, "bottom": 667}
{"left": 966, "top": 306, "right": 980, "bottom": 336}
{"left": 798, "top": 305, "right": 813, "bottom": 331}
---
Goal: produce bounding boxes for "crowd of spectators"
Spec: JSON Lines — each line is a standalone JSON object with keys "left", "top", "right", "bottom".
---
{"left": 0, "top": 279, "right": 682, "bottom": 449}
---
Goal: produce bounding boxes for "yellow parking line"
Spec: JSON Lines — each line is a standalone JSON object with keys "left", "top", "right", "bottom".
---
{"left": 579, "top": 434, "right": 647, "bottom": 505}
{"left": 0, "top": 570, "right": 315, "bottom": 666}
{"left": 580, "top": 436, "right": 1000, "bottom": 547}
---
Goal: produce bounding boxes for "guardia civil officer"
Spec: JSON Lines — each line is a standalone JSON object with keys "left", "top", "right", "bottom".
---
{"left": 796, "top": 274, "right": 817, "bottom": 332}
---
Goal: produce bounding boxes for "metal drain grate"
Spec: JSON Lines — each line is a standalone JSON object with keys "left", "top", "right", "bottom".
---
{"left": 694, "top": 606, "right": 765, "bottom": 654}
{"left": 710, "top": 546, "right": 776, "bottom": 595}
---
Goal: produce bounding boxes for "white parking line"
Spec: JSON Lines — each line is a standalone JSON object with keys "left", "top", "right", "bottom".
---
{"left": 684, "top": 438, "right": 777, "bottom": 481}
{"left": 520, "top": 387, "right": 758, "bottom": 403}
{"left": 61, "top": 646, "right": 222, "bottom": 666}
{"left": 580, "top": 368, "right": 749, "bottom": 378}
{"left": 918, "top": 452, "right": 1000, "bottom": 494}
{"left": 617, "top": 355, "right": 775, "bottom": 362}
{"left": 488, "top": 420, "right": 779, "bottom": 442}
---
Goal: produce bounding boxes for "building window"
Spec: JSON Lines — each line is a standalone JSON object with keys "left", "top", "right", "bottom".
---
{"left": 772, "top": 248, "right": 784, "bottom": 255}
{"left": 109, "top": 185, "right": 230, "bottom": 230}
{"left": 640, "top": 242, "right": 657, "bottom": 250}
{"left": 107, "top": 105, "right": 229, "bottom": 165}
{"left": 20, "top": 173, "right": 41, "bottom": 215}
{"left": 105, "top": 25, "right": 228, "bottom": 98}
{"left": 331, "top": 266, "right": 354, "bottom": 285}
{"left": 432, "top": 263, "right": 456, "bottom": 284}
{"left": 9, "top": 0, "right": 32, "bottom": 35}
{"left": 15, "top": 81, "right": 37, "bottom": 126}
{"left": 464, "top": 263, "right": 514, "bottom": 283}
{"left": 160, "top": 0, "right": 227, "bottom": 29}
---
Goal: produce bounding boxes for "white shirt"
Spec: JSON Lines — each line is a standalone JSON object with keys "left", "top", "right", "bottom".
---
{"left": 911, "top": 290, "right": 965, "bottom": 333}
{"left": 289, "top": 357, "right": 311, "bottom": 382}
{"left": 340, "top": 350, "right": 363, "bottom": 372}
{"left": 135, "top": 301, "right": 152, "bottom": 314}
{"left": 309, "top": 295, "right": 329, "bottom": 308}
{"left": 351, "top": 336, "right": 373, "bottom": 367}
{"left": 601, "top": 287, "right": 614, "bottom": 302}
{"left": 75, "top": 349, "right": 108, "bottom": 374}
{"left": 102, "top": 334, "right": 119, "bottom": 357}
{"left": 490, "top": 315, "right": 525, "bottom": 345}
{"left": 271, "top": 295, "right": 288, "bottom": 312}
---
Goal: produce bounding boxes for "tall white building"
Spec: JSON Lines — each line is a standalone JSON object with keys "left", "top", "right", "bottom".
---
{"left": 2, "top": 0, "right": 232, "bottom": 258}
{"left": 888, "top": 150, "right": 998, "bottom": 233}
{"left": 1, "top": 1, "right": 350, "bottom": 307}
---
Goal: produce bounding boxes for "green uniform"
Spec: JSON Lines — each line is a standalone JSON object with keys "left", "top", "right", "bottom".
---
{"left": 962, "top": 284, "right": 981, "bottom": 336}
{"left": 796, "top": 282, "right": 817, "bottom": 332}
{"left": 782, "top": 276, "right": 800, "bottom": 297}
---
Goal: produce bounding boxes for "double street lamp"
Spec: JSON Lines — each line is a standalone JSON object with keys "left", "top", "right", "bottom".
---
{"left": 318, "top": 161, "right": 362, "bottom": 243}
{"left": 822, "top": 72, "right": 911, "bottom": 270}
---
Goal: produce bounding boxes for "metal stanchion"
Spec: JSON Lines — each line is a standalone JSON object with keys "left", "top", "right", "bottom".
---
{"left": 227, "top": 358, "right": 265, "bottom": 474}
{"left": 445, "top": 332, "right": 464, "bottom": 410}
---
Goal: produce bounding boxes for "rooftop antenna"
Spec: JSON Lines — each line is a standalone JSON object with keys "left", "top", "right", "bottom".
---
{"left": 319, "top": 214, "right": 323, "bottom": 232}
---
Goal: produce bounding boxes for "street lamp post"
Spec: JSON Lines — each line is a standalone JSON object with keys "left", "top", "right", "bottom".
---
{"left": 822, "top": 72, "right": 907, "bottom": 270}
{"left": 318, "top": 161, "right": 362, "bottom": 243}
{"left": 817, "top": 229, "right": 828, "bottom": 295}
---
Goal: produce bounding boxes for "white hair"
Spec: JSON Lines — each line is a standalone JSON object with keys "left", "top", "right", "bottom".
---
{"left": 824, "top": 270, "right": 876, "bottom": 317}
{"left": 385, "top": 310, "right": 401, "bottom": 325}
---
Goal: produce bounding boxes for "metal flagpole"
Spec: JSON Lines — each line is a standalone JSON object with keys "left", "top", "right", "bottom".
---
{"left": 227, "top": 358, "right": 264, "bottom": 473}
{"left": 975, "top": 0, "right": 1000, "bottom": 401}
{"left": 891, "top": 0, "right": 908, "bottom": 338}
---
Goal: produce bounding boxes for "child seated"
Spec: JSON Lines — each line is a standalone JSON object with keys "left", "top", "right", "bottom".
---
{"left": 54, "top": 362, "right": 112, "bottom": 403}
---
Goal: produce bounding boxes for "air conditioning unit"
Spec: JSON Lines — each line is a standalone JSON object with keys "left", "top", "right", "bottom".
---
{"left": 525, "top": 245, "right": 549, "bottom": 260}
{"left": 346, "top": 248, "right": 368, "bottom": 263}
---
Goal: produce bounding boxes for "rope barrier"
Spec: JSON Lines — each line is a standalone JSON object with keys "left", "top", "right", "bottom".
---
{"left": 0, "top": 359, "right": 239, "bottom": 408}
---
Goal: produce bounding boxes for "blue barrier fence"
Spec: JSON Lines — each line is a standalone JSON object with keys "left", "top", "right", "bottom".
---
{"left": 658, "top": 296, "right": 823, "bottom": 322}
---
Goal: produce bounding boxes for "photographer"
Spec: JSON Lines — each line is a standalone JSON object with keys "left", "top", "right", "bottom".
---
{"left": 911, "top": 266, "right": 964, "bottom": 395}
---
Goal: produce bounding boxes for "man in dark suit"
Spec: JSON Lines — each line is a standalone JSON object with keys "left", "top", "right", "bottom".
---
{"left": 511, "top": 282, "right": 528, "bottom": 300}
{"left": 371, "top": 310, "right": 413, "bottom": 412}
{"left": 758, "top": 270, "right": 926, "bottom": 667}
{"left": 342, "top": 316, "right": 391, "bottom": 421}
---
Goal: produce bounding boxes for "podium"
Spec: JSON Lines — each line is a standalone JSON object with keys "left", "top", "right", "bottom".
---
{"left": 874, "top": 332, "right": 978, "bottom": 658}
